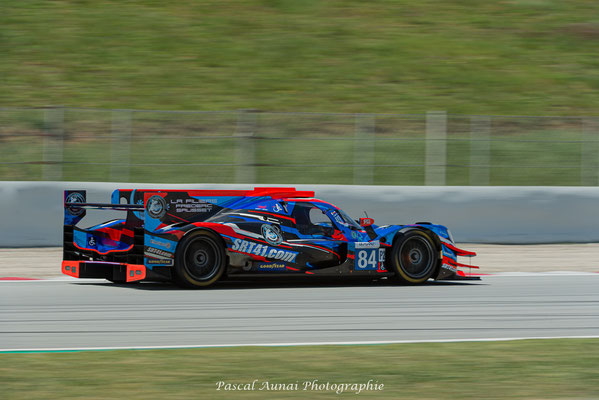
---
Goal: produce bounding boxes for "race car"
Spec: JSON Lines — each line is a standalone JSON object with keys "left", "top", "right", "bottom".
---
{"left": 62, "top": 187, "right": 478, "bottom": 288}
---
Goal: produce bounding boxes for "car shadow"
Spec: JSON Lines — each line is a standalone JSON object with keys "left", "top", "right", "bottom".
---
{"left": 74, "top": 277, "right": 484, "bottom": 291}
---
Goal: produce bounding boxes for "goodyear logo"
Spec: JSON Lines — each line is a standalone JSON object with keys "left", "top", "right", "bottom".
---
{"left": 257, "top": 262, "right": 287, "bottom": 271}
{"left": 231, "top": 239, "right": 298, "bottom": 263}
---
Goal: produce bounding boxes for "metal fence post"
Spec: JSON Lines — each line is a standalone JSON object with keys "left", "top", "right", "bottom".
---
{"left": 470, "top": 116, "right": 491, "bottom": 185}
{"left": 354, "top": 114, "right": 375, "bottom": 185}
{"left": 111, "top": 110, "right": 131, "bottom": 182}
{"left": 581, "top": 117, "right": 599, "bottom": 186}
{"left": 425, "top": 111, "right": 447, "bottom": 185}
{"left": 42, "top": 106, "right": 64, "bottom": 181}
{"left": 235, "top": 110, "right": 257, "bottom": 184}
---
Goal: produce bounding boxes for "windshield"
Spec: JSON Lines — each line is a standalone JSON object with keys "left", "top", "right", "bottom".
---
{"left": 333, "top": 208, "right": 362, "bottom": 230}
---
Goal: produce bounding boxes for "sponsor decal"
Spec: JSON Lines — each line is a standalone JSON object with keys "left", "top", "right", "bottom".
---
{"left": 145, "top": 247, "right": 173, "bottom": 259}
{"left": 351, "top": 231, "right": 358, "bottom": 239}
{"left": 150, "top": 238, "right": 171, "bottom": 249}
{"left": 272, "top": 203, "right": 283, "bottom": 212}
{"left": 261, "top": 224, "right": 283, "bottom": 246}
{"left": 257, "top": 262, "right": 287, "bottom": 271}
{"left": 441, "top": 263, "right": 457, "bottom": 271}
{"left": 354, "top": 240, "right": 380, "bottom": 249}
{"left": 88, "top": 236, "right": 96, "bottom": 247}
{"left": 378, "top": 248, "right": 386, "bottom": 262}
{"left": 146, "top": 258, "right": 174, "bottom": 266}
{"left": 66, "top": 192, "right": 85, "bottom": 216}
{"left": 330, "top": 210, "right": 345, "bottom": 226}
{"left": 231, "top": 239, "right": 298, "bottom": 263}
{"left": 170, "top": 198, "right": 214, "bottom": 213}
{"left": 147, "top": 195, "right": 167, "bottom": 219}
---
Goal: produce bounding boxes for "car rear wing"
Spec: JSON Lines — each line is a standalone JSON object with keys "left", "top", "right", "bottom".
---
{"left": 64, "top": 190, "right": 144, "bottom": 226}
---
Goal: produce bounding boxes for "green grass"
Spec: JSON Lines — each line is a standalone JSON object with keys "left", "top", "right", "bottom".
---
{"left": 2, "top": 1, "right": 599, "bottom": 185}
{"left": 1, "top": 339, "right": 598, "bottom": 399}
{"left": 1, "top": 1, "right": 599, "bottom": 115}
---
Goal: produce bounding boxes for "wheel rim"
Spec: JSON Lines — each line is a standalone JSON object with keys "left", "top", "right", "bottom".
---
{"left": 399, "top": 236, "right": 434, "bottom": 279}
{"left": 183, "top": 237, "right": 222, "bottom": 281}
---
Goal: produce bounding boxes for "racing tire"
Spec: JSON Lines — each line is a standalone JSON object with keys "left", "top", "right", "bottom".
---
{"left": 390, "top": 230, "right": 438, "bottom": 284}
{"left": 174, "top": 230, "right": 226, "bottom": 288}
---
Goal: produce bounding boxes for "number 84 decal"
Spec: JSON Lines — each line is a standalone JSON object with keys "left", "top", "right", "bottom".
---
{"left": 356, "top": 248, "right": 386, "bottom": 270}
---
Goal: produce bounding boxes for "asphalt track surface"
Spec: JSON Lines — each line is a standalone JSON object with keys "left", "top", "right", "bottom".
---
{"left": 1, "top": 275, "right": 598, "bottom": 351}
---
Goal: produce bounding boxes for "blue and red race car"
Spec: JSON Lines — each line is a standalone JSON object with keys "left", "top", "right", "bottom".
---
{"left": 62, "top": 187, "right": 478, "bottom": 287}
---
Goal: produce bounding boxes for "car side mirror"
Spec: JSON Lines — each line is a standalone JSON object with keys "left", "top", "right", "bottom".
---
{"left": 359, "top": 217, "right": 374, "bottom": 227}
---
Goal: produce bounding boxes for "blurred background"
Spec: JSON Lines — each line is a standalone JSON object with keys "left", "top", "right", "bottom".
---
{"left": 1, "top": 0, "right": 598, "bottom": 186}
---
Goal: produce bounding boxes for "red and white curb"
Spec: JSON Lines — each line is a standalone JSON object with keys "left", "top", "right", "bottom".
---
{"left": 0, "top": 276, "right": 81, "bottom": 282}
{"left": 0, "top": 277, "right": 41, "bottom": 281}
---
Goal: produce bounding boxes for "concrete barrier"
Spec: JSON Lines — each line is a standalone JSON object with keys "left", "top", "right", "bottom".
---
{"left": 1, "top": 181, "right": 598, "bottom": 246}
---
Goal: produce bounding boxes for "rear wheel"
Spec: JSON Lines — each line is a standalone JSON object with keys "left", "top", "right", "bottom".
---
{"left": 174, "top": 230, "right": 226, "bottom": 288}
{"left": 391, "top": 230, "right": 438, "bottom": 284}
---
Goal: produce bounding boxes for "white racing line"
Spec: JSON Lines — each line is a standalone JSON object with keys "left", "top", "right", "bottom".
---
{"left": 3, "top": 336, "right": 599, "bottom": 353}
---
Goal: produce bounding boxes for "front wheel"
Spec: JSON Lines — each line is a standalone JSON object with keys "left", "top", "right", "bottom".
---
{"left": 390, "top": 230, "right": 438, "bottom": 284}
{"left": 174, "top": 230, "right": 226, "bottom": 288}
